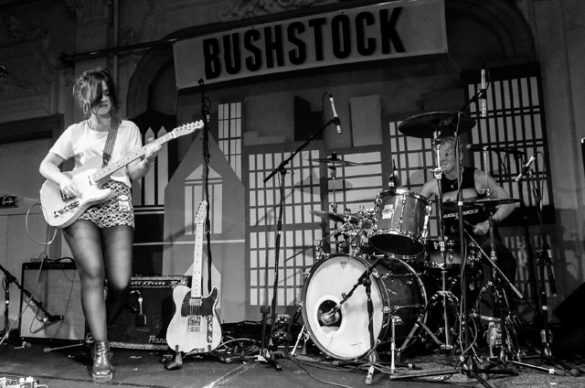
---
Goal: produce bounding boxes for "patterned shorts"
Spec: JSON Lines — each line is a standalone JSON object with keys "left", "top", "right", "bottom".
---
{"left": 78, "top": 180, "right": 135, "bottom": 228}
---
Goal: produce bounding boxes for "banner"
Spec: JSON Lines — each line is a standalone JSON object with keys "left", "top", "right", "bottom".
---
{"left": 173, "top": 0, "right": 447, "bottom": 88}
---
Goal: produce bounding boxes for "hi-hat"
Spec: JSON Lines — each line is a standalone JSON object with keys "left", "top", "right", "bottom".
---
{"left": 398, "top": 111, "right": 476, "bottom": 138}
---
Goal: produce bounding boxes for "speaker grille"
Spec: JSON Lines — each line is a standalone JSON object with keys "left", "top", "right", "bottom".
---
{"left": 109, "top": 276, "right": 188, "bottom": 350}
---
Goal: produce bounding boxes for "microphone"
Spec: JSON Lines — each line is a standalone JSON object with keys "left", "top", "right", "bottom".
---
{"left": 388, "top": 159, "right": 399, "bottom": 190}
{"left": 131, "top": 290, "right": 147, "bottom": 327}
{"left": 514, "top": 155, "right": 536, "bottom": 182}
{"left": 319, "top": 305, "right": 341, "bottom": 326}
{"left": 480, "top": 69, "right": 487, "bottom": 118}
{"left": 466, "top": 144, "right": 525, "bottom": 156}
{"left": 43, "top": 314, "right": 64, "bottom": 324}
{"left": 329, "top": 94, "right": 342, "bottom": 135}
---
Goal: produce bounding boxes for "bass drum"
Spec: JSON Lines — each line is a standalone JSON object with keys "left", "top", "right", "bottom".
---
{"left": 301, "top": 255, "right": 427, "bottom": 360}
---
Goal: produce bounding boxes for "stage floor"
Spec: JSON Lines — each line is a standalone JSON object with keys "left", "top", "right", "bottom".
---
{"left": 1, "top": 339, "right": 585, "bottom": 388}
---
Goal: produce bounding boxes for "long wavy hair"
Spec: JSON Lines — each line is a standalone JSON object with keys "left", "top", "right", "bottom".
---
{"left": 72, "top": 68, "right": 121, "bottom": 128}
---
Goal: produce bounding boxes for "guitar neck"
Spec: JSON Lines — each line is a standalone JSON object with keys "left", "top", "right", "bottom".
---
{"left": 92, "top": 132, "right": 176, "bottom": 182}
{"left": 191, "top": 218, "right": 204, "bottom": 299}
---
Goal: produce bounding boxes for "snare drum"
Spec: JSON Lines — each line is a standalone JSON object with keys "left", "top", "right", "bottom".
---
{"left": 370, "top": 189, "right": 431, "bottom": 256}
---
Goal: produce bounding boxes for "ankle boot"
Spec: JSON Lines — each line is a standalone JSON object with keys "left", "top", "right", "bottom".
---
{"left": 92, "top": 341, "right": 113, "bottom": 383}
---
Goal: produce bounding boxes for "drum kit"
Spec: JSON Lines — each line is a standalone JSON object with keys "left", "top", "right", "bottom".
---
{"left": 296, "top": 111, "right": 524, "bottom": 378}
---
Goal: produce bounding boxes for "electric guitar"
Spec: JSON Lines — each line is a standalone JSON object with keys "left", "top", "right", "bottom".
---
{"left": 40, "top": 121, "right": 203, "bottom": 228}
{"left": 166, "top": 200, "right": 222, "bottom": 354}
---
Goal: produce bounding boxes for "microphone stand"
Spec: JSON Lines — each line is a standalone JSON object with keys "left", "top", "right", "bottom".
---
{"left": 514, "top": 154, "right": 539, "bottom": 313}
{"left": 523, "top": 164, "right": 557, "bottom": 359}
{"left": 261, "top": 113, "right": 339, "bottom": 370}
{"left": 0, "top": 263, "right": 62, "bottom": 343}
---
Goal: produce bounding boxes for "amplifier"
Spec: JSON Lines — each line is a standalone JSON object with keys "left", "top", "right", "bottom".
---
{"left": 19, "top": 261, "right": 85, "bottom": 342}
{"left": 109, "top": 276, "right": 188, "bottom": 350}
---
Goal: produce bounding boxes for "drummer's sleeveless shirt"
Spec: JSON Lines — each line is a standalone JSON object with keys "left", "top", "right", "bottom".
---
{"left": 440, "top": 167, "right": 488, "bottom": 235}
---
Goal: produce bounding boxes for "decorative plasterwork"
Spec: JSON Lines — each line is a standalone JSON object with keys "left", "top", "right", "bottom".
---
{"left": 64, "top": 0, "right": 112, "bottom": 24}
{"left": 0, "top": 11, "right": 45, "bottom": 45}
{"left": 218, "top": 0, "right": 329, "bottom": 21}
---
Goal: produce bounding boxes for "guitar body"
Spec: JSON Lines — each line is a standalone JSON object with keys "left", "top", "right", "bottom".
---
{"left": 40, "top": 158, "right": 113, "bottom": 228}
{"left": 166, "top": 285, "right": 222, "bottom": 354}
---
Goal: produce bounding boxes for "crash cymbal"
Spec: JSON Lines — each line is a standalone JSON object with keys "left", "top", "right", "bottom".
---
{"left": 398, "top": 111, "right": 476, "bottom": 138}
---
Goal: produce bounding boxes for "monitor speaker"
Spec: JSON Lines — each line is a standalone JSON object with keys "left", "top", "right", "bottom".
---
{"left": 553, "top": 282, "right": 585, "bottom": 328}
{"left": 109, "top": 276, "right": 187, "bottom": 350}
{"left": 19, "top": 261, "right": 85, "bottom": 341}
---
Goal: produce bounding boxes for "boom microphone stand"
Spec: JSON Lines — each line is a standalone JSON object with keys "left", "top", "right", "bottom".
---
{"left": 0, "top": 263, "right": 63, "bottom": 344}
{"left": 262, "top": 96, "right": 340, "bottom": 370}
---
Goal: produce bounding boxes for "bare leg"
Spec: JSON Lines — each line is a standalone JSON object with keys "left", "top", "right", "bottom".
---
{"left": 63, "top": 220, "right": 107, "bottom": 342}
{"left": 102, "top": 225, "right": 133, "bottom": 326}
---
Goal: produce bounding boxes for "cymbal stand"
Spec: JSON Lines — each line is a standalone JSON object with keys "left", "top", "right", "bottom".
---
{"left": 450, "top": 118, "right": 499, "bottom": 388}
{"left": 465, "top": 211, "right": 523, "bottom": 363}
{"left": 522, "top": 159, "right": 562, "bottom": 364}
{"left": 397, "top": 131, "right": 457, "bottom": 355}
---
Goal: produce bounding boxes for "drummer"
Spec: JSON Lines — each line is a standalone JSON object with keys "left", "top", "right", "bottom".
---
{"left": 419, "top": 136, "right": 518, "bottom": 284}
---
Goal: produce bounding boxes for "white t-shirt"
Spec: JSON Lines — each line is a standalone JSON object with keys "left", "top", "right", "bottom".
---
{"left": 50, "top": 119, "right": 143, "bottom": 188}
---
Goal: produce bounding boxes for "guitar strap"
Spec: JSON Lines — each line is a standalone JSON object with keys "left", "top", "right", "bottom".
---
{"left": 102, "top": 123, "right": 119, "bottom": 167}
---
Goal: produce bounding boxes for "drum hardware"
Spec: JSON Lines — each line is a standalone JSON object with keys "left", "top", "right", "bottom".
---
{"left": 396, "top": 272, "right": 460, "bottom": 357}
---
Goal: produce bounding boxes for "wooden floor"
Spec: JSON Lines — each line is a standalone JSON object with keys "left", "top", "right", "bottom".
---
{"left": 1, "top": 334, "right": 585, "bottom": 388}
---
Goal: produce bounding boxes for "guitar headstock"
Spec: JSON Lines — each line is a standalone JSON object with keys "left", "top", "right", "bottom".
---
{"left": 172, "top": 121, "right": 204, "bottom": 138}
{"left": 194, "top": 200, "right": 208, "bottom": 225}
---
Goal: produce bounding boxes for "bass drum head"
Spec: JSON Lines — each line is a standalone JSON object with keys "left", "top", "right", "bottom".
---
{"left": 301, "top": 255, "right": 386, "bottom": 360}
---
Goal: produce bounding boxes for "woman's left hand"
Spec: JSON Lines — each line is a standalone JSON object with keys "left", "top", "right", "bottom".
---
{"left": 143, "top": 138, "right": 161, "bottom": 165}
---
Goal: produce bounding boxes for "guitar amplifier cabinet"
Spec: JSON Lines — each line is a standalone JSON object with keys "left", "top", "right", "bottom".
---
{"left": 19, "top": 261, "right": 85, "bottom": 342}
{"left": 109, "top": 276, "right": 188, "bottom": 350}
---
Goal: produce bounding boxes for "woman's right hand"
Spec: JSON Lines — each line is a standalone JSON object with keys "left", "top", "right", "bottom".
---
{"left": 59, "top": 178, "right": 80, "bottom": 199}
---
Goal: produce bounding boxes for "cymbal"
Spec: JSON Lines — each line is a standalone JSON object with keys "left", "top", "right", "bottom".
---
{"left": 444, "top": 198, "right": 519, "bottom": 209}
{"left": 462, "top": 198, "right": 519, "bottom": 207}
{"left": 311, "top": 154, "right": 362, "bottom": 166}
{"left": 398, "top": 111, "right": 476, "bottom": 138}
{"left": 311, "top": 210, "right": 361, "bottom": 224}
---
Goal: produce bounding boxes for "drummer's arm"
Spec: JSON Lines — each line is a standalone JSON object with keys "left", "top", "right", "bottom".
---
{"left": 475, "top": 171, "right": 518, "bottom": 224}
{"left": 419, "top": 179, "right": 437, "bottom": 200}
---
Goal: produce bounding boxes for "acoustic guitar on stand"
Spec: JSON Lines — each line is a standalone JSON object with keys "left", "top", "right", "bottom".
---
{"left": 40, "top": 121, "right": 203, "bottom": 228}
{"left": 166, "top": 200, "right": 222, "bottom": 354}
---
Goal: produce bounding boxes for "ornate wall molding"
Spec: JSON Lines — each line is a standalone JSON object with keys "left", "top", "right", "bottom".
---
{"left": 0, "top": 11, "right": 44, "bottom": 45}
{"left": 218, "top": 0, "right": 329, "bottom": 21}
{"left": 64, "top": 0, "right": 112, "bottom": 24}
